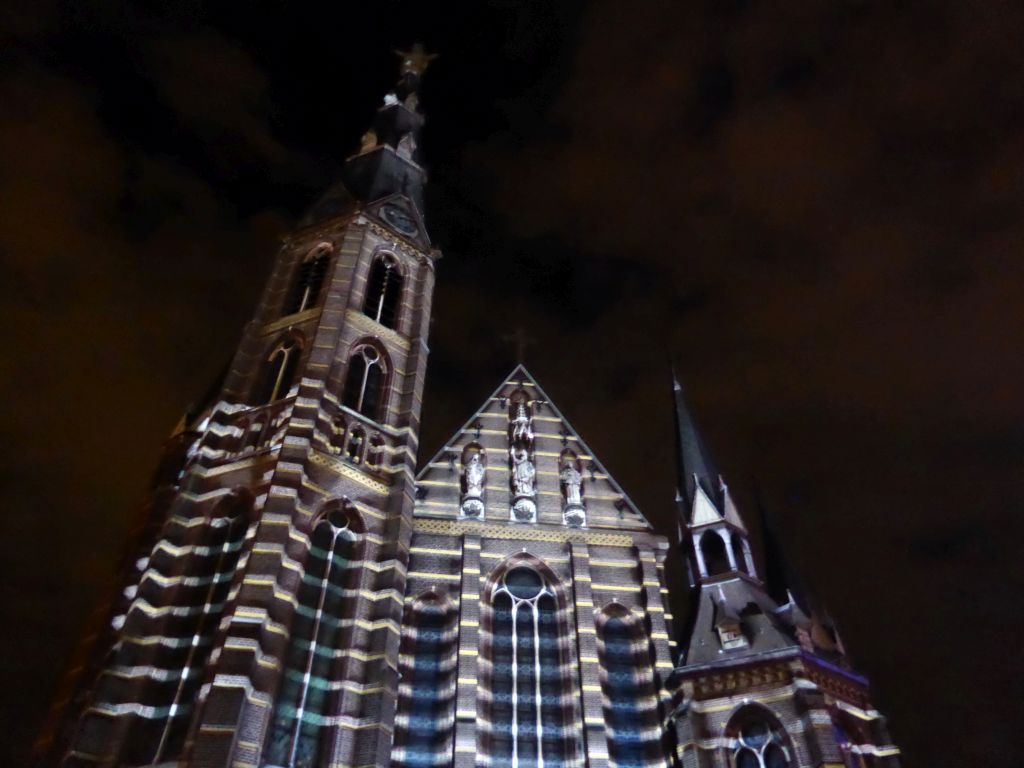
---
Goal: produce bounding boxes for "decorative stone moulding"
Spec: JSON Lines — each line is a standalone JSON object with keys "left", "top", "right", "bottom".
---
{"left": 461, "top": 496, "right": 484, "bottom": 519}
{"left": 511, "top": 496, "right": 537, "bottom": 523}
{"left": 562, "top": 504, "right": 586, "bottom": 528}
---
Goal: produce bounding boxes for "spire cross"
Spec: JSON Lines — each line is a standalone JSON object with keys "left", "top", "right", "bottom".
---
{"left": 501, "top": 327, "right": 536, "bottom": 364}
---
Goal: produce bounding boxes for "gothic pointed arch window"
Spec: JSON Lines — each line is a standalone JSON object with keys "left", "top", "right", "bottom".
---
{"left": 392, "top": 592, "right": 458, "bottom": 768}
{"left": 264, "top": 502, "right": 363, "bottom": 768}
{"left": 285, "top": 244, "right": 332, "bottom": 316}
{"left": 259, "top": 335, "right": 303, "bottom": 404}
{"left": 699, "top": 529, "right": 730, "bottom": 577}
{"left": 363, "top": 253, "right": 404, "bottom": 329}
{"left": 342, "top": 342, "right": 388, "bottom": 421}
{"left": 596, "top": 604, "right": 664, "bottom": 768}
{"left": 725, "top": 705, "right": 793, "bottom": 768}
{"left": 478, "top": 557, "right": 579, "bottom": 768}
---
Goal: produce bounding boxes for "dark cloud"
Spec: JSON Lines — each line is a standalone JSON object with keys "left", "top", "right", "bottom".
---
{"left": 2, "top": 2, "right": 1023, "bottom": 766}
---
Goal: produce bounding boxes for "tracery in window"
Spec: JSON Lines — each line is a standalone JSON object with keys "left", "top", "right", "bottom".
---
{"left": 264, "top": 503, "right": 361, "bottom": 768}
{"left": 392, "top": 592, "right": 458, "bottom": 768}
{"left": 478, "top": 559, "right": 578, "bottom": 768}
{"left": 342, "top": 343, "right": 387, "bottom": 421}
{"left": 726, "top": 706, "right": 792, "bottom": 768}
{"left": 285, "top": 245, "right": 331, "bottom": 316}
{"left": 363, "top": 254, "right": 403, "bottom": 329}
{"left": 259, "top": 336, "right": 303, "bottom": 404}
{"left": 596, "top": 604, "right": 663, "bottom": 768}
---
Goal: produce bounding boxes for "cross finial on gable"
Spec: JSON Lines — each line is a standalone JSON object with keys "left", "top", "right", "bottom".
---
{"left": 501, "top": 327, "right": 536, "bottom": 364}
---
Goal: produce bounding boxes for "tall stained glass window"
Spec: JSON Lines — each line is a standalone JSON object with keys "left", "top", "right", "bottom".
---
{"left": 263, "top": 505, "right": 360, "bottom": 768}
{"left": 479, "top": 562, "right": 577, "bottom": 768}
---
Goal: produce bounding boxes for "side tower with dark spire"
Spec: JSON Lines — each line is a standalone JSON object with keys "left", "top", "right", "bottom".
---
{"left": 42, "top": 47, "right": 439, "bottom": 768}
{"left": 669, "top": 376, "right": 901, "bottom": 768}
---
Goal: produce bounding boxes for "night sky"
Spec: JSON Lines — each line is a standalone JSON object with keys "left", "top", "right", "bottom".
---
{"left": 3, "top": 2, "right": 1023, "bottom": 765}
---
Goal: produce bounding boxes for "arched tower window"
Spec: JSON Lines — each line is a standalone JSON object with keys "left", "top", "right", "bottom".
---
{"left": 700, "top": 530, "right": 730, "bottom": 577}
{"left": 392, "top": 593, "right": 458, "bottom": 768}
{"left": 726, "top": 705, "right": 793, "bottom": 768}
{"left": 596, "top": 605, "right": 664, "bottom": 768}
{"left": 478, "top": 559, "right": 578, "bottom": 768}
{"left": 264, "top": 503, "right": 362, "bottom": 768}
{"left": 342, "top": 343, "right": 388, "bottom": 421}
{"left": 259, "top": 336, "right": 303, "bottom": 404}
{"left": 363, "top": 254, "right": 403, "bottom": 329}
{"left": 285, "top": 244, "right": 331, "bottom": 316}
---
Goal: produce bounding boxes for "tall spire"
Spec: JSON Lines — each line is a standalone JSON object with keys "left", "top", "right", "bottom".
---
{"left": 307, "top": 43, "right": 437, "bottom": 226}
{"left": 671, "top": 371, "right": 719, "bottom": 506}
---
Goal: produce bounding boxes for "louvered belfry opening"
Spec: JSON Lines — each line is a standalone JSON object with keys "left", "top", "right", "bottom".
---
{"left": 285, "top": 247, "right": 331, "bottom": 316}
{"left": 363, "top": 255, "right": 403, "bottom": 329}
{"left": 392, "top": 593, "right": 458, "bottom": 768}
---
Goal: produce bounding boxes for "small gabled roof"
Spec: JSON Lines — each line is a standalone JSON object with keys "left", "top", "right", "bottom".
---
{"left": 415, "top": 365, "right": 653, "bottom": 531}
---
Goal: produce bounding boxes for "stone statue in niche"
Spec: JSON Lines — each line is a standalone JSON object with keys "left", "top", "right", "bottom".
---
{"left": 464, "top": 452, "right": 485, "bottom": 497}
{"left": 510, "top": 403, "right": 533, "bottom": 444}
{"left": 560, "top": 462, "right": 583, "bottom": 507}
{"left": 461, "top": 449, "right": 486, "bottom": 519}
{"left": 511, "top": 447, "right": 535, "bottom": 497}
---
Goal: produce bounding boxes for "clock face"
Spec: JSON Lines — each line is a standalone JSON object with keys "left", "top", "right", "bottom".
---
{"left": 379, "top": 203, "right": 418, "bottom": 236}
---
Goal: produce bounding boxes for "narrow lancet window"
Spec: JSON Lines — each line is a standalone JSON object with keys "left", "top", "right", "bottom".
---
{"left": 264, "top": 505, "right": 361, "bottom": 768}
{"left": 363, "top": 254, "right": 403, "bottom": 329}
{"left": 285, "top": 245, "right": 331, "bottom": 316}
{"left": 597, "top": 605, "right": 664, "bottom": 768}
{"left": 342, "top": 344, "right": 387, "bottom": 421}
{"left": 392, "top": 593, "right": 458, "bottom": 768}
{"left": 259, "top": 337, "right": 302, "bottom": 404}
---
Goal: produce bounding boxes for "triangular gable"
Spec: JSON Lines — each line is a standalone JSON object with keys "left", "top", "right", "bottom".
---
{"left": 415, "top": 365, "right": 652, "bottom": 531}
{"left": 689, "top": 484, "right": 723, "bottom": 527}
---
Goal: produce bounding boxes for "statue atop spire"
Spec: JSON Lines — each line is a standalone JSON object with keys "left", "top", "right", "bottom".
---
{"left": 394, "top": 43, "right": 438, "bottom": 77}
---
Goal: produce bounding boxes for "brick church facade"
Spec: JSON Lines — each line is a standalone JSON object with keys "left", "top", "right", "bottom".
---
{"left": 38, "top": 49, "right": 900, "bottom": 768}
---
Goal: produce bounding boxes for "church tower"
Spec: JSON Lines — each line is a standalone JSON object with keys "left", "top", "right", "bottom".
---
{"left": 668, "top": 376, "right": 901, "bottom": 768}
{"left": 42, "top": 46, "right": 440, "bottom": 768}
{"left": 37, "top": 48, "right": 904, "bottom": 768}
